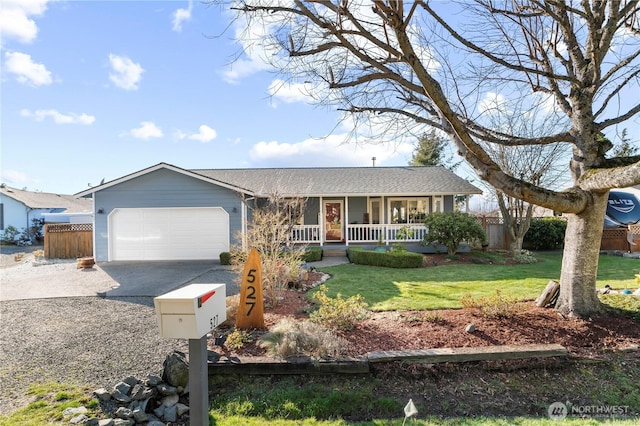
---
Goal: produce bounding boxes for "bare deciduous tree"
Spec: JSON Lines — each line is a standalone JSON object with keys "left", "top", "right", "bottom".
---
{"left": 219, "top": 1, "right": 640, "bottom": 318}
{"left": 232, "top": 193, "right": 308, "bottom": 306}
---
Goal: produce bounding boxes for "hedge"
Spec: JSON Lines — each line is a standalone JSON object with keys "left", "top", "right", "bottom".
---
{"left": 347, "top": 247, "right": 423, "bottom": 268}
{"left": 302, "top": 247, "right": 323, "bottom": 262}
{"left": 524, "top": 217, "right": 567, "bottom": 250}
{"left": 219, "top": 252, "right": 231, "bottom": 265}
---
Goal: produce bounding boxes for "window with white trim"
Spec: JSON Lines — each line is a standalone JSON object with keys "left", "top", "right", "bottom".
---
{"left": 389, "top": 198, "right": 431, "bottom": 224}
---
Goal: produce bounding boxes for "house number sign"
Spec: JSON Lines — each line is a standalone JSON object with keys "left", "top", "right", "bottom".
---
{"left": 235, "top": 247, "right": 265, "bottom": 329}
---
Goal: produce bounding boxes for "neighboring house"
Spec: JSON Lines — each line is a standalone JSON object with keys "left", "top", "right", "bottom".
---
{"left": 0, "top": 184, "right": 93, "bottom": 239}
{"left": 75, "top": 162, "right": 482, "bottom": 262}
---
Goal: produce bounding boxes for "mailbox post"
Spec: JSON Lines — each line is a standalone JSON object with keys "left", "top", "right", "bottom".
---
{"left": 154, "top": 283, "right": 226, "bottom": 426}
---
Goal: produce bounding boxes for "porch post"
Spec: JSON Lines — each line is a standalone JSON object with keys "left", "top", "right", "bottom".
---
{"left": 344, "top": 196, "right": 349, "bottom": 246}
{"left": 319, "top": 196, "right": 324, "bottom": 246}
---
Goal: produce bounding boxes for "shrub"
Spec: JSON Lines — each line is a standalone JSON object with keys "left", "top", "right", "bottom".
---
{"left": 258, "top": 318, "right": 347, "bottom": 359}
{"left": 225, "top": 329, "right": 253, "bottom": 350}
{"left": 459, "top": 290, "right": 523, "bottom": 318}
{"left": 513, "top": 250, "right": 537, "bottom": 264}
{"left": 347, "top": 247, "right": 423, "bottom": 268}
{"left": 302, "top": 247, "right": 322, "bottom": 262}
{"left": 309, "top": 285, "right": 369, "bottom": 331}
{"left": 422, "top": 211, "right": 488, "bottom": 255}
{"left": 219, "top": 252, "right": 231, "bottom": 265}
{"left": 1, "top": 225, "right": 20, "bottom": 244}
{"left": 524, "top": 217, "right": 567, "bottom": 250}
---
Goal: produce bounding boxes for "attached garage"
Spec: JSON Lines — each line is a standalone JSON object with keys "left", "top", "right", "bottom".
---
{"left": 109, "top": 207, "right": 229, "bottom": 261}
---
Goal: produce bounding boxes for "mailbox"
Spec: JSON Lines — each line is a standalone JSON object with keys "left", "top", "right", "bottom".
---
{"left": 154, "top": 283, "right": 226, "bottom": 339}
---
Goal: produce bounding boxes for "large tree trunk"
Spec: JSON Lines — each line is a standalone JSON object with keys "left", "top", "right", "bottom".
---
{"left": 555, "top": 191, "right": 609, "bottom": 318}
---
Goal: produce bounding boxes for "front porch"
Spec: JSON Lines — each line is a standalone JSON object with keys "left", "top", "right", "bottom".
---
{"left": 289, "top": 223, "right": 428, "bottom": 246}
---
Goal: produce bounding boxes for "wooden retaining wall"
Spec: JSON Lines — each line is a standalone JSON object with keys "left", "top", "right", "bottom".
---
{"left": 44, "top": 223, "right": 93, "bottom": 259}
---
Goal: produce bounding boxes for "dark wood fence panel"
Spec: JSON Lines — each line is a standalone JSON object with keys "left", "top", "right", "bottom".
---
{"left": 44, "top": 223, "right": 93, "bottom": 259}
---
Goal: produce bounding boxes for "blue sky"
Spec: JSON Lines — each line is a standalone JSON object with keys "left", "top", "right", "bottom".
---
{"left": 1, "top": 1, "right": 637, "bottom": 198}
{"left": 1, "top": 0, "right": 418, "bottom": 195}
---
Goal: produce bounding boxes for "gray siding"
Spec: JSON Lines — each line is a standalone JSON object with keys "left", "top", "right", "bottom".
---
{"left": 93, "top": 169, "right": 243, "bottom": 261}
{"left": 304, "top": 198, "right": 320, "bottom": 224}
{"left": 444, "top": 195, "right": 454, "bottom": 212}
{"left": 347, "top": 197, "right": 367, "bottom": 224}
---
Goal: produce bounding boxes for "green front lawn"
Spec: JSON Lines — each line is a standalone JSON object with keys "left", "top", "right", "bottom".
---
{"left": 316, "top": 253, "right": 639, "bottom": 311}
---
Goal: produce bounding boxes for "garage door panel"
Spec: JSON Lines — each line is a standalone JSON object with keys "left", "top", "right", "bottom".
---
{"left": 110, "top": 207, "right": 229, "bottom": 261}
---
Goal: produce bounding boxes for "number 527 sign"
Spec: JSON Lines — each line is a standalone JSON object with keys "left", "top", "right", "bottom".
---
{"left": 235, "top": 248, "right": 265, "bottom": 329}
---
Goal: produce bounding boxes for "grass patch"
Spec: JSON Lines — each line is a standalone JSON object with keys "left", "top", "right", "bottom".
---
{"left": 316, "top": 253, "right": 639, "bottom": 311}
{"left": 209, "top": 353, "right": 640, "bottom": 425}
{"left": 210, "top": 375, "right": 401, "bottom": 422}
{"left": 600, "top": 294, "right": 640, "bottom": 321}
{"left": 0, "top": 382, "right": 99, "bottom": 426}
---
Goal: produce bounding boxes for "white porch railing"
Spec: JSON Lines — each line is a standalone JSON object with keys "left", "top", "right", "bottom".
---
{"left": 289, "top": 224, "right": 427, "bottom": 245}
{"left": 289, "top": 225, "right": 321, "bottom": 243}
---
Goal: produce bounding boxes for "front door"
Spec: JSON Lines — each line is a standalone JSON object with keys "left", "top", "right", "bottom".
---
{"left": 323, "top": 200, "right": 343, "bottom": 242}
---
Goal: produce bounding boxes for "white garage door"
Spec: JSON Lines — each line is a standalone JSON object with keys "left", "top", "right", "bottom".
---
{"left": 109, "top": 207, "right": 229, "bottom": 261}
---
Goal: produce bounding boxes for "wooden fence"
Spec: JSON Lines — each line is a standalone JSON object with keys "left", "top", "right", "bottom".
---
{"left": 44, "top": 223, "right": 93, "bottom": 259}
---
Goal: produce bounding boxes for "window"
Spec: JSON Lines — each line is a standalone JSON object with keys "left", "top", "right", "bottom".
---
{"left": 0, "top": 203, "right": 3, "bottom": 230}
{"left": 389, "top": 198, "right": 430, "bottom": 224}
{"left": 368, "top": 198, "right": 381, "bottom": 224}
{"left": 432, "top": 196, "right": 443, "bottom": 213}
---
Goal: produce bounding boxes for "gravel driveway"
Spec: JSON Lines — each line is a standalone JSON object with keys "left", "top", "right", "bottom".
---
{"left": 0, "top": 248, "right": 240, "bottom": 416}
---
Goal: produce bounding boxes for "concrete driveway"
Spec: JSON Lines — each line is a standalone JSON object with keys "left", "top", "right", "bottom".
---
{"left": 0, "top": 254, "right": 239, "bottom": 301}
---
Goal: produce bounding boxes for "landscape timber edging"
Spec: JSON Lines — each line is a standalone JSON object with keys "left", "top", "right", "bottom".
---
{"left": 207, "top": 343, "right": 568, "bottom": 375}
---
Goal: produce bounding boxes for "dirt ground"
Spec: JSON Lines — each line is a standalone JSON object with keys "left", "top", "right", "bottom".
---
{"left": 218, "top": 287, "right": 640, "bottom": 360}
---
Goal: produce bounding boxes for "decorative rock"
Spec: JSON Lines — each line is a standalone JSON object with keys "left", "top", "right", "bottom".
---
{"left": 84, "top": 419, "right": 99, "bottom": 426}
{"left": 112, "top": 419, "right": 134, "bottom": 426}
{"left": 94, "top": 388, "right": 111, "bottom": 401}
{"left": 164, "top": 404, "right": 178, "bottom": 422}
{"left": 69, "top": 414, "right": 88, "bottom": 424}
{"left": 157, "top": 383, "right": 178, "bottom": 396}
{"left": 132, "top": 408, "right": 148, "bottom": 423}
{"left": 146, "top": 419, "right": 166, "bottom": 426}
{"left": 111, "top": 389, "right": 131, "bottom": 404}
{"left": 114, "top": 406, "right": 133, "bottom": 419}
{"left": 146, "top": 374, "right": 162, "bottom": 386}
{"left": 163, "top": 350, "right": 189, "bottom": 388}
{"left": 465, "top": 323, "right": 476, "bottom": 333}
{"left": 98, "top": 419, "right": 115, "bottom": 426}
{"left": 176, "top": 402, "right": 190, "bottom": 416}
{"left": 114, "top": 381, "right": 132, "bottom": 396}
{"left": 153, "top": 405, "right": 165, "bottom": 419}
{"left": 131, "top": 383, "right": 155, "bottom": 400}
{"left": 162, "top": 393, "right": 179, "bottom": 407}
{"left": 123, "top": 376, "right": 139, "bottom": 387}
{"left": 63, "top": 406, "right": 88, "bottom": 417}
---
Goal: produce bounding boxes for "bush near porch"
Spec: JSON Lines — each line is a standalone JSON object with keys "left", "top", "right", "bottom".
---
{"left": 347, "top": 247, "right": 424, "bottom": 268}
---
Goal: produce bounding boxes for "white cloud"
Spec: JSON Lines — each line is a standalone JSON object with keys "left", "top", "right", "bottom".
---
{"left": 172, "top": 0, "right": 192, "bottom": 32}
{"left": 130, "top": 121, "right": 163, "bottom": 139}
{"left": 267, "top": 79, "right": 316, "bottom": 105}
{"left": 478, "top": 92, "right": 508, "bottom": 115}
{"left": 249, "top": 134, "right": 413, "bottom": 168}
{"left": 20, "top": 108, "right": 95, "bottom": 125}
{"left": 4, "top": 51, "right": 52, "bottom": 86}
{"left": 189, "top": 125, "right": 217, "bottom": 142}
{"left": 1, "top": 169, "right": 29, "bottom": 185}
{"left": 175, "top": 125, "right": 217, "bottom": 143}
{"left": 0, "top": 0, "right": 51, "bottom": 44}
{"left": 108, "top": 54, "right": 144, "bottom": 90}
{"left": 220, "top": 15, "right": 275, "bottom": 83}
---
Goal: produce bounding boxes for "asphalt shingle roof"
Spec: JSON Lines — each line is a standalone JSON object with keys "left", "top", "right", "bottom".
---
{"left": 192, "top": 166, "right": 482, "bottom": 197}
{"left": 0, "top": 185, "right": 92, "bottom": 212}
